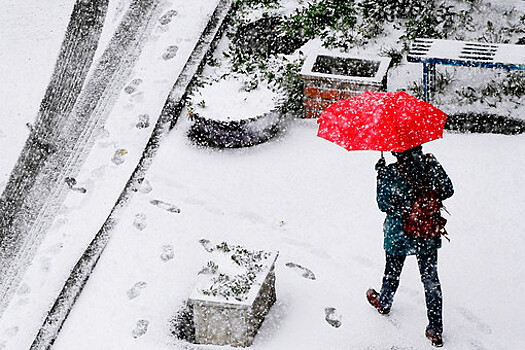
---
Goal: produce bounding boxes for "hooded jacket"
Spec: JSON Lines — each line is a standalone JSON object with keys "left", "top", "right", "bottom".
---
{"left": 376, "top": 152, "right": 454, "bottom": 256}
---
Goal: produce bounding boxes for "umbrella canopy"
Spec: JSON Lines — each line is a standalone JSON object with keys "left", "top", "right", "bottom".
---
{"left": 317, "top": 91, "right": 447, "bottom": 152}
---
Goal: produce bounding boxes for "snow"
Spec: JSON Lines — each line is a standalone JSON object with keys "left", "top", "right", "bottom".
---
{"left": 191, "top": 77, "right": 279, "bottom": 121}
{"left": 0, "top": 0, "right": 223, "bottom": 348}
{"left": 0, "top": 0, "right": 524, "bottom": 349}
{"left": 51, "top": 117, "right": 525, "bottom": 350}
{"left": 190, "top": 245, "right": 277, "bottom": 305}
{"left": 411, "top": 38, "right": 525, "bottom": 64}
{"left": 0, "top": 0, "right": 75, "bottom": 192}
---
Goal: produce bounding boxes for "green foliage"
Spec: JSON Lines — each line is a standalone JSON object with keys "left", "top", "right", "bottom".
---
{"left": 199, "top": 243, "right": 272, "bottom": 302}
{"left": 215, "top": 241, "right": 232, "bottom": 253}
{"left": 378, "top": 46, "right": 404, "bottom": 67}
{"left": 407, "top": 71, "right": 455, "bottom": 100}
{"left": 360, "top": 0, "right": 459, "bottom": 47}
{"left": 282, "top": 0, "right": 358, "bottom": 45}
{"left": 402, "top": 4, "right": 456, "bottom": 41}
{"left": 265, "top": 57, "right": 305, "bottom": 113}
{"left": 360, "top": 0, "right": 433, "bottom": 22}
{"left": 232, "top": 0, "right": 279, "bottom": 9}
{"left": 455, "top": 71, "right": 525, "bottom": 107}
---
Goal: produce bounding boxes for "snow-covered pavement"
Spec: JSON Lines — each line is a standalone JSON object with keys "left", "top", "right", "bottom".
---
{"left": 52, "top": 118, "right": 525, "bottom": 349}
{"left": 0, "top": 0, "right": 226, "bottom": 348}
{"left": 0, "top": 0, "right": 74, "bottom": 192}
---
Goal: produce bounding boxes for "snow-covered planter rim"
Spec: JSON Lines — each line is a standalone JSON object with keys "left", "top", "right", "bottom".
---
{"left": 300, "top": 49, "right": 391, "bottom": 86}
{"left": 189, "top": 241, "right": 279, "bottom": 307}
{"left": 188, "top": 75, "right": 287, "bottom": 124}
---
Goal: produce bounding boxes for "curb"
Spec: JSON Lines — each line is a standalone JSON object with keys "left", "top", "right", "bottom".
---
{"left": 30, "top": 0, "right": 235, "bottom": 348}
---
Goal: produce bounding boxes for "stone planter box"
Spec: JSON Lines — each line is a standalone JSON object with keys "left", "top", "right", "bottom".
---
{"left": 300, "top": 52, "right": 391, "bottom": 118}
{"left": 188, "top": 251, "right": 278, "bottom": 347}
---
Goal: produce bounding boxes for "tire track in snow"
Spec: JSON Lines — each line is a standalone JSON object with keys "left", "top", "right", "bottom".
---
{"left": 31, "top": 0, "right": 235, "bottom": 348}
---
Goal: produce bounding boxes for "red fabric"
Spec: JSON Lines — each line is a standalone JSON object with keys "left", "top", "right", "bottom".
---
{"left": 317, "top": 91, "right": 447, "bottom": 152}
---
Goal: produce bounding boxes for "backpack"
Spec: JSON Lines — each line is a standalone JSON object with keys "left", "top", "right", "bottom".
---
{"left": 398, "top": 156, "right": 450, "bottom": 241}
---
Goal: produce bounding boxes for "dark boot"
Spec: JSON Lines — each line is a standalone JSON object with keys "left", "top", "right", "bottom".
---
{"left": 366, "top": 288, "right": 390, "bottom": 315}
{"left": 425, "top": 328, "right": 444, "bottom": 347}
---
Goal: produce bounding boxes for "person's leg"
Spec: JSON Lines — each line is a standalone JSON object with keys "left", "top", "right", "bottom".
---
{"left": 378, "top": 253, "right": 406, "bottom": 309}
{"left": 417, "top": 251, "right": 443, "bottom": 334}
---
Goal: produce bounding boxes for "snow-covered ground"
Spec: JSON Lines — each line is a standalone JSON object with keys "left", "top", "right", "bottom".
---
{"left": 0, "top": 0, "right": 224, "bottom": 348}
{"left": 0, "top": 0, "right": 75, "bottom": 192}
{"left": 1, "top": 1, "right": 524, "bottom": 349}
{"left": 52, "top": 117, "right": 525, "bottom": 349}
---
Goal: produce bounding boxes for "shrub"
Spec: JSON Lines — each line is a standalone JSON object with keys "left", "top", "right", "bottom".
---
{"left": 282, "top": 0, "right": 358, "bottom": 47}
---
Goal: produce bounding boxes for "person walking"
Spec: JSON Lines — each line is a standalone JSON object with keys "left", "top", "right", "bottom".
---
{"left": 366, "top": 145, "right": 454, "bottom": 348}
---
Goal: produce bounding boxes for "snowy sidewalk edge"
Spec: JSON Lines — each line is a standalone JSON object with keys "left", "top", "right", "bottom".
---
{"left": 29, "top": 0, "right": 235, "bottom": 348}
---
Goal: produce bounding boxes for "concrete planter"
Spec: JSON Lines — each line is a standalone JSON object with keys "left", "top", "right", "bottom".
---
{"left": 187, "top": 108, "right": 283, "bottom": 148}
{"left": 300, "top": 51, "right": 391, "bottom": 118}
{"left": 188, "top": 250, "right": 278, "bottom": 347}
{"left": 187, "top": 77, "right": 286, "bottom": 148}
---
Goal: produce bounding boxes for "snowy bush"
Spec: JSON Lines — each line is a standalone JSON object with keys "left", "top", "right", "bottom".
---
{"left": 210, "top": 0, "right": 525, "bottom": 121}
{"left": 195, "top": 241, "right": 274, "bottom": 302}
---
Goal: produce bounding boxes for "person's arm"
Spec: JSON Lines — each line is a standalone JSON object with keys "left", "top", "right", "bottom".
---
{"left": 427, "top": 154, "right": 454, "bottom": 200}
{"left": 377, "top": 165, "right": 410, "bottom": 214}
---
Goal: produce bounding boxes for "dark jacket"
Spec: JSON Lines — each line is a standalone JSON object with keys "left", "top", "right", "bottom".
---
{"left": 377, "top": 153, "right": 454, "bottom": 256}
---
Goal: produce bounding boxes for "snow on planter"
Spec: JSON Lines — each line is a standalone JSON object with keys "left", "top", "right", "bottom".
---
{"left": 188, "top": 241, "right": 279, "bottom": 347}
{"left": 187, "top": 75, "right": 286, "bottom": 148}
{"left": 300, "top": 50, "right": 391, "bottom": 118}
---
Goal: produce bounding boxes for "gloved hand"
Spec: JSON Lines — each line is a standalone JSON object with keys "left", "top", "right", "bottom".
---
{"left": 375, "top": 157, "right": 386, "bottom": 172}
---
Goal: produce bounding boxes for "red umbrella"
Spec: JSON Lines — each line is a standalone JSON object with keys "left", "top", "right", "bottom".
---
{"left": 317, "top": 91, "right": 447, "bottom": 153}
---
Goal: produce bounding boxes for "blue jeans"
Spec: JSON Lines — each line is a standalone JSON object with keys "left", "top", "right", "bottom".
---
{"left": 378, "top": 251, "right": 443, "bottom": 333}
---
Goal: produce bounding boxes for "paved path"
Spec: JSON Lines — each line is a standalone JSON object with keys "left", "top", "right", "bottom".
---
{"left": 0, "top": 0, "right": 233, "bottom": 348}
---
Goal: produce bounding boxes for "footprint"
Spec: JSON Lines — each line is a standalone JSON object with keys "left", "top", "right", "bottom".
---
{"left": 127, "top": 282, "right": 147, "bottom": 300}
{"left": 111, "top": 149, "right": 128, "bottom": 165}
{"left": 162, "top": 45, "right": 179, "bottom": 60}
{"left": 124, "top": 78, "right": 143, "bottom": 94}
{"left": 324, "top": 307, "right": 342, "bottom": 328}
{"left": 124, "top": 85, "right": 137, "bottom": 94}
{"left": 150, "top": 199, "right": 180, "bottom": 213}
{"left": 285, "top": 262, "right": 316, "bottom": 280}
{"left": 136, "top": 114, "right": 150, "bottom": 129}
{"left": 132, "top": 319, "right": 149, "bottom": 338}
{"left": 133, "top": 213, "right": 147, "bottom": 231}
{"left": 160, "top": 245, "right": 174, "bottom": 262}
{"left": 198, "top": 239, "right": 214, "bottom": 253}
{"left": 159, "top": 9, "right": 178, "bottom": 25}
